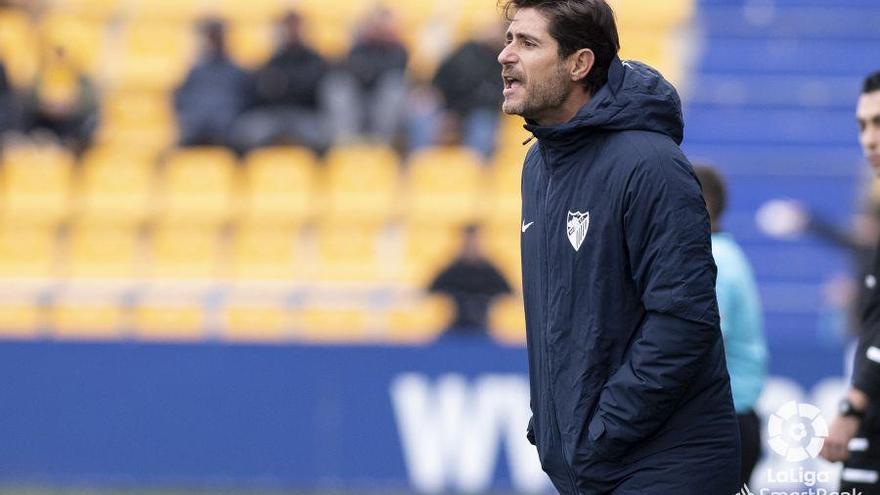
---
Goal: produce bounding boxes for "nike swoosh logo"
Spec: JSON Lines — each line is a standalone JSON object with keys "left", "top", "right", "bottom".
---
{"left": 522, "top": 221, "right": 534, "bottom": 233}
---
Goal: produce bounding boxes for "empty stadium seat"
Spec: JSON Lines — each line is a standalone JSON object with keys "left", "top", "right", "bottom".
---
{"left": 159, "top": 147, "right": 238, "bottom": 227}
{"left": 298, "top": 303, "right": 378, "bottom": 343}
{"left": 76, "top": 146, "right": 156, "bottom": 226}
{"left": 483, "top": 224, "right": 522, "bottom": 289}
{"left": 108, "top": 22, "right": 195, "bottom": 91}
{"left": 485, "top": 158, "right": 522, "bottom": 228}
{"left": 222, "top": 301, "right": 290, "bottom": 342}
{"left": 313, "top": 224, "right": 386, "bottom": 282}
{"left": 386, "top": 295, "right": 452, "bottom": 343}
{"left": 213, "top": 0, "right": 285, "bottom": 22}
{"left": 147, "top": 224, "right": 223, "bottom": 279}
{"left": 0, "top": 299, "right": 42, "bottom": 339}
{"left": 398, "top": 224, "right": 459, "bottom": 287}
{"left": 132, "top": 299, "right": 206, "bottom": 341}
{"left": 240, "top": 147, "right": 317, "bottom": 227}
{"left": 0, "top": 225, "right": 57, "bottom": 279}
{"left": 49, "top": 300, "right": 126, "bottom": 340}
{"left": 0, "top": 9, "right": 37, "bottom": 87}
{"left": 62, "top": 225, "right": 141, "bottom": 279}
{"left": 129, "top": 0, "right": 207, "bottom": 22}
{"left": 227, "top": 225, "right": 300, "bottom": 281}
{"left": 489, "top": 295, "right": 526, "bottom": 345}
{"left": 227, "top": 21, "right": 275, "bottom": 68}
{"left": 50, "top": 0, "right": 122, "bottom": 21}
{"left": 404, "top": 146, "right": 486, "bottom": 226}
{"left": 97, "top": 91, "right": 175, "bottom": 150}
{"left": 0, "top": 146, "right": 74, "bottom": 227}
{"left": 322, "top": 145, "right": 400, "bottom": 226}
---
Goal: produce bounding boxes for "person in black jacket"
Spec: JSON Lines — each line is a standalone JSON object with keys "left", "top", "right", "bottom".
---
{"left": 820, "top": 69, "right": 880, "bottom": 495}
{"left": 174, "top": 18, "right": 250, "bottom": 150}
{"left": 428, "top": 225, "right": 511, "bottom": 334}
{"left": 499, "top": 1, "right": 740, "bottom": 493}
{"left": 232, "top": 11, "right": 331, "bottom": 153}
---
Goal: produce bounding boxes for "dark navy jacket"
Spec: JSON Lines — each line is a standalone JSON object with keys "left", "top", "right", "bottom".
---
{"left": 520, "top": 58, "right": 740, "bottom": 494}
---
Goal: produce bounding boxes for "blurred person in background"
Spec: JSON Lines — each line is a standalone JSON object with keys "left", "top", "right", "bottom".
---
{"left": 821, "top": 70, "right": 880, "bottom": 495}
{"left": 25, "top": 45, "right": 97, "bottom": 154}
{"left": 500, "top": 0, "right": 740, "bottom": 492}
{"left": 428, "top": 224, "right": 511, "bottom": 336}
{"left": 174, "top": 18, "right": 250, "bottom": 151}
{"left": 408, "top": 22, "right": 504, "bottom": 158}
{"left": 232, "top": 11, "right": 332, "bottom": 154}
{"left": 326, "top": 6, "right": 408, "bottom": 146}
{"left": 694, "top": 164, "right": 768, "bottom": 487}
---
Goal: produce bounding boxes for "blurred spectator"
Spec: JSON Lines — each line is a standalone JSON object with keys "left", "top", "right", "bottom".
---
{"left": 695, "top": 164, "right": 768, "bottom": 487}
{"left": 409, "top": 23, "right": 504, "bottom": 157}
{"left": 25, "top": 45, "right": 97, "bottom": 154}
{"left": 174, "top": 19, "right": 250, "bottom": 150}
{"left": 327, "top": 7, "right": 408, "bottom": 145}
{"left": 232, "top": 11, "right": 332, "bottom": 154}
{"left": 0, "top": 58, "right": 13, "bottom": 134}
{"left": 429, "top": 225, "right": 511, "bottom": 335}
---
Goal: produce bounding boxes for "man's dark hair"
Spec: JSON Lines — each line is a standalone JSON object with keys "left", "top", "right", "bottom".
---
{"left": 501, "top": 0, "right": 620, "bottom": 95}
{"left": 864, "top": 70, "right": 880, "bottom": 94}
{"left": 693, "top": 164, "right": 727, "bottom": 225}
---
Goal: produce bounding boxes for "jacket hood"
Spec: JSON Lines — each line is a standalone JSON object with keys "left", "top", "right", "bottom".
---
{"left": 524, "top": 57, "right": 684, "bottom": 147}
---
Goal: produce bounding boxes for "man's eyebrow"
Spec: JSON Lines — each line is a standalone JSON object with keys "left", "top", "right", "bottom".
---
{"left": 509, "top": 31, "right": 541, "bottom": 43}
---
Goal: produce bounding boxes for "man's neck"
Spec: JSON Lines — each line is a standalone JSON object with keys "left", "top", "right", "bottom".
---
{"left": 535, "top": 88, "right": 592, "bottom": 127}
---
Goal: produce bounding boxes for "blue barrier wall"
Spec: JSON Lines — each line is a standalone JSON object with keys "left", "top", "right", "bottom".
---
{"left": 0, "top": 335, "right": 848, "bottom": 492}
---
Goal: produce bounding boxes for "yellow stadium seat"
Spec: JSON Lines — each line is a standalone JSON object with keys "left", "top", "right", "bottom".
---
{"left": 240, "top": 147, "right": 317, "bottom": 227}
{"left": 298, "top": 303, "right": 378, "bottom": 343}
{"left": 610, "top": 0, "right": 693, "bottom": 29}
{"left": 148, "top": 225, "right": 223, "bottom": 279}
{"left": 0, "top": 10, "right": 38, "bottom": 87}
{"left": 483, "top": 224, "right": 522, "bottom": 290}
{"left": 160, "top": 147, "right": 238, "bottom": 226}
{"left": 398, "top": 223, "right": 459, "bottom": 287}
{"left": 51, "top": 0, "right": 122, "bottom": 21}
{"left": 49, "top": 301, "right": 126, "bottom": 340}
{"left": 227, "top": 21, "right": 275, "bottom": 68}
{"left": 0, "top": 300, "right": 42, "bottom": 339}
{"left": 40, "top": 14, "right": 106, "bottom": 76}
{"left": 489, "top": 295, "right": 526, "bottom": 345}
{"left": 0, "top": 146, "right": 73, "bottom": 226}
{"left": 228, "top": 225, "right": 300, "bottom": 281}
{"left": 302, "top": 17, "right": 351, "bottom": 59}
{"left": 109, "top": 22, "right": 195, "bottom": 91}
{"left": 97, "top": 91, "right": 175, "bottom": 150}
{"left": 322, "top": 145, "right": 400, "bottom": 226}
{"left": 496, "top": 114, "right": 532, "bottom": 150}
{"left": 77, "top": 146, "right": 156, "bottom": 226}
{"left": 129, "top": 0, "right": 207, "bottom": 22}
{"left": 213, "top": 0, "right": 284, "bottom": 22}
{"left": 405, "top": 146, "right": 486, "bottom": 226}
{"left": 313, "top": 224, "right": 385, "bottom": 282}
{"left": 132, "top": 300, "right": 205, "bottom": 341}
{"left": 223, "top": 302, "right": 290, "bottom": 342}
{"left": 485, "top": 157, "right": 522, "bottom": 228}
{"left": 0, "top": 225, "right": 57, "bottom": 278}
{"left": 386, "top": 295, "right": 452, "bottom": 344}
{"left": 63, "top": 225, "right": 141, "bottom": 279}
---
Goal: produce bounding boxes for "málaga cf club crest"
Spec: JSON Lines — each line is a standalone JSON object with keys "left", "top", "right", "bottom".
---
{"left": 567, "top": 211, "right": 589, "bottom": 251}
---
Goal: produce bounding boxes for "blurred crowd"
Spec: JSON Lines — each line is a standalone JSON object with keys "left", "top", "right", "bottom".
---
{"left": 0, "top": 4, "right": 507, "bottom": 159}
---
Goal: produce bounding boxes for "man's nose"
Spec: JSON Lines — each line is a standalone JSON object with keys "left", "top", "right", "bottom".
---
{"left": 498, "top": 44, "right": 516, "bottom": 65}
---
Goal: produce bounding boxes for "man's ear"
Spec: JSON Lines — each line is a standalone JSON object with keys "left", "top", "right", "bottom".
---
{"left": 570, "top": 48, "right": 595, "bottom": 83}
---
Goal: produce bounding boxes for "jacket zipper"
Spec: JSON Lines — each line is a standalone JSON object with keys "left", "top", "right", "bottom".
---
{"left": 539, "top": 143, "right": 581, "bottom": 495}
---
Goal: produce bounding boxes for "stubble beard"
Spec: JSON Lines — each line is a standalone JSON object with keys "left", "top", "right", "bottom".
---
{"left": 503, "top": 63, "right": 572, "bottom": 122}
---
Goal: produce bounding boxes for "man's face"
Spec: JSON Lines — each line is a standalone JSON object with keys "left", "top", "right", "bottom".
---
{"left": 857, "top": 90, "right": 880, "bottom": 174}
{"left": 497, "top": 8, "right": 573, "bottom": 122}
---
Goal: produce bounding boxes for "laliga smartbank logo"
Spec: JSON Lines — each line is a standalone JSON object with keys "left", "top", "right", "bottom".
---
{"left": 767, "top": 401, "right": 829, "bottom": 462}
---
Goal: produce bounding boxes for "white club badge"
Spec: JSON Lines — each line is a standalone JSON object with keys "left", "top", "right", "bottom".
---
{"left": 567, "top": 211, "right": 590, "bottom": 251}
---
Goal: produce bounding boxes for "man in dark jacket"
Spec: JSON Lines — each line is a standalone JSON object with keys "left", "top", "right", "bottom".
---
{"left": 498, "top": 1, "right": 740, "bottom": 493}
{"left": 174, "top": 19, "right": 250, "bottom": 149}
{"left": 232, "top": 11, "right": 331, "bottom": 153}
{"left": 820, "top": 69, "right": 880, "bottom": 494}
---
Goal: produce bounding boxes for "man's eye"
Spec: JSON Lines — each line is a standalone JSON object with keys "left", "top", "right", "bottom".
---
{"left": 523, "top": 40, "right": 535, "bottom": 47}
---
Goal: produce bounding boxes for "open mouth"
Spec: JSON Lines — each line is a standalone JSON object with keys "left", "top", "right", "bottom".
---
{"left": 503, "top": 75, "right": 523, "bottom": 91}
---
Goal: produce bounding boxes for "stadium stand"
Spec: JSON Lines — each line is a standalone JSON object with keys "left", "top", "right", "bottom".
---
{"left": 0, "top": 0, "right": 694, "bottom": 344}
